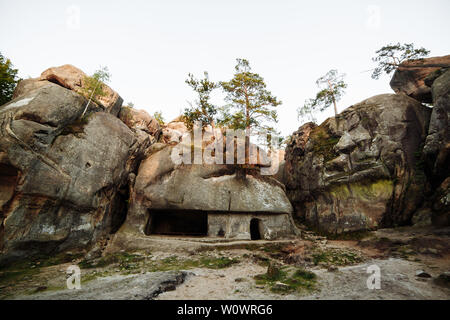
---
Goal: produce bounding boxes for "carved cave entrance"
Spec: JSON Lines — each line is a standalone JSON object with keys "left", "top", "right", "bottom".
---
{"left": 145, "top": 210, "right": 208, "bottom": 236}
{"left": 250, "top": 218, "right": 262, "bottom": 240}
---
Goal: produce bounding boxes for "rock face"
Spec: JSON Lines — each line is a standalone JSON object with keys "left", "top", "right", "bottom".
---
{"left": 124, "top": 144, "right": 295, "bottom": 240}
{"left": 161, "top": 119, "right": 188, "bottom": 145}
{"left": 423, "top": 69, "right": 450, "bottom": 186}
{"left": 390, "top": 58, "right": 449, "bottom": 226}
{"left": 0, "top": 83, "right": 138, "bottom": 265}
{"left": 119, "top": 106, "right": 161, "bottom": 138}
{"left": 390, "top": 55, "right": 450, "bottom": 103}
{"left": 284, "top": 94, "right": 431, "bottom": 234}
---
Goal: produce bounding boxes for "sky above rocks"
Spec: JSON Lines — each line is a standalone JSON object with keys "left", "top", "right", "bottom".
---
{"left": 1, "top": 0, "right": 449, "bottom": 136}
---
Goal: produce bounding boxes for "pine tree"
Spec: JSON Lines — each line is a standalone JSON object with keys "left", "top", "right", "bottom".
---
{"left": 298, "top": 69, "right": 346, "bottom": 124}
{"left": 371, "top": 43, "right": 430, "bottom": 79}
{"left": 219, "top": 58, "right": 281, "bottom": 136}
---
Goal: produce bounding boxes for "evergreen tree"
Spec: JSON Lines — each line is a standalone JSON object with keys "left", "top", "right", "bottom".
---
{"left": 0, "top": 52, "right": 19, "bottom": 106}
{"left": 298, "top": 69, "right": 346, "bottom": 124}
{"left": 371, "top": 43, "right": 430, "bottom": 79}
{"left": 183, "top": 71, "right": 218, "bottom": 130}
{"left": 219, "top": 58, "right": 281, "bottom": 136}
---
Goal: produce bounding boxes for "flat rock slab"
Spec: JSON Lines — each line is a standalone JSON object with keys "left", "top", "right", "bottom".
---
{"left": 16, "top": 271, "right": 188, "bottom": 300}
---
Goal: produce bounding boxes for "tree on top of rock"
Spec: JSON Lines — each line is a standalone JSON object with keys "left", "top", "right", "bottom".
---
{"left": 0, "top": 52, "right": 20, "bottom": 106}
{"left": 153, "top": 110, "right": 165, "bottom": 126}
{"left": 80, "top": 66, "right": 111, "bottom": 117}
{"left": 298, "top": 69, "right": 346, "bottom": 124}
{"left": 218, "top": 58, "right": 281, "bottom": 136}
{"left": 371, "top": 43, "right": 430, "bottom": 79}
{"left": 183, "top": 71, "right": 219, "bottom": 130}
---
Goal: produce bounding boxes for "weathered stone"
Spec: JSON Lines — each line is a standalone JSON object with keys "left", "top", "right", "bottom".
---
{"left": 123, "top": 142, "right": 295, "bottom": 239}
{"left": 0, "top": 84, "right": 139, "bottom": 266}
{"left": 12, "top": 78, "right": 50, "bottom": 99}
{"left": 285, "top": 94, "right": 431, "bottom": 234}
{"left": 161, "top": 120, "right": 188, "bottom": 145}
{"left": 118, "top": 106, "right": 161, "bottom": 137}
{"left": 415, "top": 270, "right": 432, "bottom": 278}
{"left": 390, "top": 55, "right": 450, "bottom": 103}
{"left": 39, "top": 64, "right": 123, "bottom": 116}
{"left": 423, "top": 69, "right": 450, "bottom": 186}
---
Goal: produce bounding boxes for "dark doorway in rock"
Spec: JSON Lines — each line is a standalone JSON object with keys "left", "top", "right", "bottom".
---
{"left": 145, "top": 210, "right": 208, "bottom": 236}
{"left": 250, "top": 218, "right": 262, "bottom": 240}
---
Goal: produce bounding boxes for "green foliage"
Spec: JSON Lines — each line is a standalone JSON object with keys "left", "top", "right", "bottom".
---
{"left": 80, "top": 66, "right": 111, "bottom": 105}
{"left": 218, "top": 58, "right": 281, "bottom": 133}
{"left": 0, "top": 52, "right": 20, "bottom": 105}
{"left": 371, "top": 42, "right": 430, "bottom": 79}
{"left": 298, "top": 69, "right": 347, "bottom": 123}
{"left": 153, "top": 110, "right": 165, "bottom": 125}
{"left": 183, "top": 71, "right": 218, "bottom": 130}
{"left": 297, "top": 98, "right": 317, "bottom": 123}
{"left": 311, "top": 248, "right": 363, "bottom": 266}
{"left": 126, "top": 101, "right": 135, "bottom": 108}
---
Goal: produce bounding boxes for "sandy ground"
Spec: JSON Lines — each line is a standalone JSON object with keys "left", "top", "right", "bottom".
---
{"left": 2, "top": 226, "right": 449, "bottom": 300}
{"left": 157, "top": 257, "right": 449, "bottom": 300}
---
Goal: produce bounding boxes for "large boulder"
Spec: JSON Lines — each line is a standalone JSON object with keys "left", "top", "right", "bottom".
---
{"left": 284, "top": 94, "right": 431, "bottom": 234}
{"left": 161, "top": 119, "right": 188, "bottom": 145}
{"left": 123, "top": 143, "right": 295, "bottom": 240}
{"left": 118, "top": 106, "right": 161, "bottom": 137}
{"left": 0, "top": 83, "right": 138, "bottom": 266}
{"left": 37, "top": 64, "right": 123, "bottom": 116}
{"left": 390, "top": 55, "right": 450, "bottom": 103}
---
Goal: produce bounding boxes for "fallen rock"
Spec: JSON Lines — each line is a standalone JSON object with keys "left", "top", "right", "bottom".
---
{"left": 12, "top": 78, "right": 50, "bottom": 99}
{"left": 118, "top": 106, "right": 161, "bottom": 138}
{"left": 272, "top": 282, "right": 290, "bottom": 291}
{"left": 390, "top": 55, "right": 450, "bottom": 103}
{"left": 415, "top": 270, "right": 432, "bottom": 278}
{"left": 16, "top": 271, "right": 188, "bottom": 300}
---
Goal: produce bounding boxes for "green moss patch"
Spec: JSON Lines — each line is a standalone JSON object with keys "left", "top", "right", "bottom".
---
{"left": 254, "top": 266, "right": 317, "bottom": 294}
{"left": 310, "top": 126, "right": 340, "bottom": 162}
{"left": 311, "top": 248, "right": 363, "bottom": 266}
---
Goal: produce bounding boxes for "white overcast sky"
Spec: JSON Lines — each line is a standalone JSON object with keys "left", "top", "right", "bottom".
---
{"left": 1, "top": 0, "right": 449, "bottom": 136}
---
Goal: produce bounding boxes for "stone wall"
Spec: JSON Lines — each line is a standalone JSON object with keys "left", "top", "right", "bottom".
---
{"left": 207, "top": 213, "right": 294, "bottom": 240}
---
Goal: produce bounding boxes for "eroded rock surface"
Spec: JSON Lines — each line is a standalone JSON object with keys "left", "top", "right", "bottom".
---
{"left": 284, "top": 94, "right": 431, "bottom": 234}
{"left": 0, "top": 83, "right": 138, "bottom": 266}
{"left": 390, "top": 55, "right": 450, "bottom": 103}
{"left": 123, "top": 143, "right": 295, "bottom": 240}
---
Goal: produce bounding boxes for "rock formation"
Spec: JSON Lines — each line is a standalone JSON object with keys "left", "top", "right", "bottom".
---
{"left": 285, "top": 94, "right": 431, "bottom": 234}
{"left": 284, "top": 55, "right": 449, "bottom": 234}
{"left": 0, "top": 74, "right": 145, "bottom": 266}
{"left": 123, "top": 142, "right": 295, "bottom": 240}
{"left": 390, "top": 55, "right": 450, "bottom": 103}
{"left": 1, "top": 56, "right": 449, "bottom": 266}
